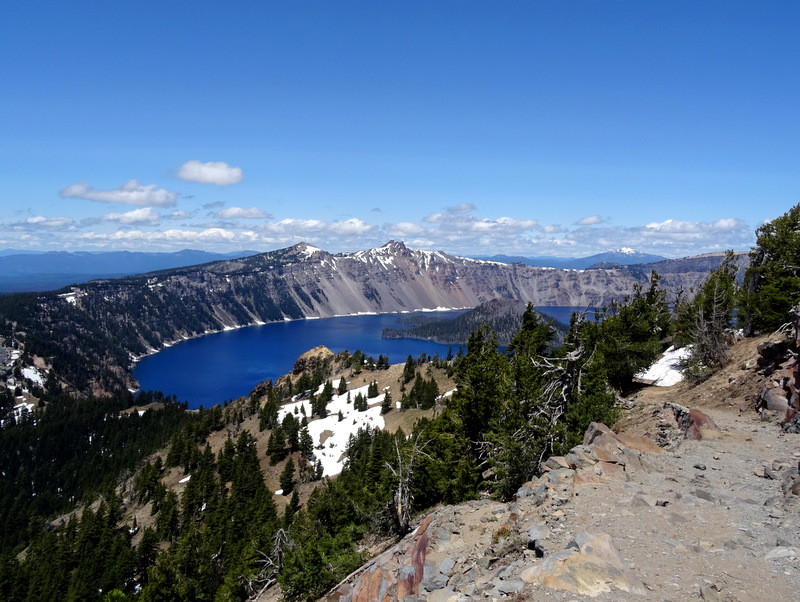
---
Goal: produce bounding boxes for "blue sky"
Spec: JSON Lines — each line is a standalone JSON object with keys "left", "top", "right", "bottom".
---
{"left": 2, "top": 1, "right": 798, "bottom": 258}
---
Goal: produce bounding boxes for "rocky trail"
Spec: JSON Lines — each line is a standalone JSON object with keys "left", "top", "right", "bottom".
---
{"left": 320, "top": 334, "right": 800, "bottom": 602}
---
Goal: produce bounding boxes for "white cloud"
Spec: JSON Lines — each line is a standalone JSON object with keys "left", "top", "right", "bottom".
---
{"left": 24, "top": 216, "right": 75, "bottom": 229}
{"left": 215, "top": 206, "right": 268, "bottom": 219}
{"left": 60, "top": 180, "right": 177, "bottom": 207}
{"left": 177, "top": 160, "right": 243, "bottom": 186}
{"left": 259, "top": 218, "right": 374, "bottom": 238}
{"left": 167, "top": 210, "right": 192, "bottom": 220}
{"left": 388, "top": 222, "right": 426, "bottom": 237}
{"left": 328, "top": 218, "right": 375, "bottom": 236}
{"left": 576, "top": 215, "right": 605, "bottom": 225}
{"left": 103, "top": 207, "right": 160, "bottom": 225}
{"left": 642, "top": 217, "right": 748, "bottom": 238}
{"left": 262, "top": 218, "right": 327, "bottom": 235}
{"left": 446, "top": 203, "right": 476, "bottom": 215}
{"left": 76, "top": 227, "right": 249, "bottom": 245}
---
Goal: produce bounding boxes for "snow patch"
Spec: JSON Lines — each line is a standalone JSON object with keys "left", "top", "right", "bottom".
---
{"left": 277, "top": 382, "right": 386, "bottom": 477}
{"left": 22, "top": 367, "right": 44, "bottom": 386}
{"left": 299, "top": 244, "right": 322, "bottom": 258}
{"left": 635, "top": 346, "right": 692, "bottom": 387}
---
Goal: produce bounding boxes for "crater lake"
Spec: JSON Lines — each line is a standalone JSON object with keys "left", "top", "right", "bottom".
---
{"left": 133, "top": 307, "right": 584, "bottom": 409}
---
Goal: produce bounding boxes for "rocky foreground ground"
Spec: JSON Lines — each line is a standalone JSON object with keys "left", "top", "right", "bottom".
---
{"left": 314, "top": 334, "right": 800, "bottom": 602}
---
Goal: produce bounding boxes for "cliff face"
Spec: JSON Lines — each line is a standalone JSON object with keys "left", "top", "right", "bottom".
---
{"left": 108, "top": 240, "right": 727, "bottom": 321}
{"left": 7, "top": 241, "right": 733, "bottom": 394}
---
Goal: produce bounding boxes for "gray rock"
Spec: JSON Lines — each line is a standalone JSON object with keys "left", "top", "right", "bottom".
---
{"left": 547, "top": 468, "right": 576, "bottom": 484}
{"left": 438, "top": 556, "right": 456, "bottom": 576}
{"left": 526, "top": 524, "right": 549, "bottom": 557}
{"left": 692, "top": 489, "right": 716, "bottom": 503}
{"left": 421, "top": 566, "right": 448, "bottom": 592}
{"left": 699, "top": 582, "right": 722, "bottom": 601}
{"left": 765, "top": 546, "right": 797, "bottom": 560}
{"left": 495, "top": 579, "right": 525, "bottom": 594}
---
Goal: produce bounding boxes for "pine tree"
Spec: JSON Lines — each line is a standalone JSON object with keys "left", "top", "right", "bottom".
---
{"left": 402, "top": 355, "right": 416, "bottom": 383}
{"left": 299, "top": 426, "right": 314, "bottom": 459}
{"left": 367, "top": 381, "right": 379, "bottom": 398}
{"left": 283, "top": 489, "right": 301, "bottom": 527}
{"left": 381, "top": 391, "right": 392, "bottom": 414}
{"left": 744, "top": 203, "right": 800, "bottom": 333}
{"left": 280, "top": 458, "right": 296, "bottom": 494}
{"left": 267, "top": 426, "right": 287, "bottom": 465}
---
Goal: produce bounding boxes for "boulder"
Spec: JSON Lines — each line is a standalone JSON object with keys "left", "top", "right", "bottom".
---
{"left": 520, "top": 531, "right": 645, "bottom": 597}
{"left": 666, "top": 403, "right": 720, "bottom": 440}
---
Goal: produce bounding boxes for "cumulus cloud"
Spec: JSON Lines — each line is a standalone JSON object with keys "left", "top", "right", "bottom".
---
{"left": 167, "top": 210, "right": 192, "bottom": 220}
{"left": 446, "top": 203, "right": 476, "bottom": 215}
{"left": 259, "top": 218, "right": 375, "bottom": 238}
{"left": 261, "top": 218, "right": 327, "bottom": 235}
{"left": 388, "top": 222, "right": 426, "bottom": 237}
{"left": 60, "top": 180, "right": 177, "bottom": 207}
{"left": 215, "top": 206, "right": 269, "bottom": 219}
{"left": 177, "top": 160, "right": 243, "bottom": 186}
{"left": 76, "top": 228, "right": 253, "bottom": 245}
{"left": 102, "top": 207, "right": 160, "bottom": 225}
{"left": 328, "top": 218, "right": 375, "bottom": 236}
{"left": 642, "top": 217, "right": 748, "bottom": 238}
{"left": 423, "top": 212, "right": 447, "bottom": 224}
{"left": 24, "top": 216, "right": 76, "bottom": 229}
{"left": 576, "top": 215, "right": 605, "bottom": 225}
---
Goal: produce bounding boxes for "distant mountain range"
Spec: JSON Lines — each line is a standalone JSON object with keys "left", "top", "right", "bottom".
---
{"left": 0, "top": 249, "right": 258, "bottom": 292}
{"left": 0, "top": 247, "right": 681, "bottom": 293}
{"left": 472, "top": 248, "right": 669, "bottom": 269}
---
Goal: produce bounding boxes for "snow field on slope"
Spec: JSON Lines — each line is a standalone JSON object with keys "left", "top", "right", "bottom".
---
{"left": 277, "top": 379, "right": 386, "bottom": 477}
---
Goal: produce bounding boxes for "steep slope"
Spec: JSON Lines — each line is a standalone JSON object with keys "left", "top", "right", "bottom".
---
{"left": 318, "top": 335, "right": 800, "bottom": 602}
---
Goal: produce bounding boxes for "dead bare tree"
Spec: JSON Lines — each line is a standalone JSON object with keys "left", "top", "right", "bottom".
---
{"left": 526, "top": 345, "right": 587, "bottom": 469}
{"left": 244, "top": 528, "right": 293, "bottom": 599}
{"left": 385, "top": 432, "right": 431, "bottom": 536}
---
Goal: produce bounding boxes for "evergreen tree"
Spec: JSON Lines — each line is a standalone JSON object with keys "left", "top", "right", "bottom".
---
{"left": 284, "top": 489, "right": 301, "bottom": 527}
{"left": 367, "top": 381, "right": 379, "bottom": 398}
{"left": 280, "top": 458, "right": 296, "bottom": 494}
{"left": 743, "top": 202, "right": 800, "bottom": 333}
{"left": 675, "top": 251, "right": 740, "bottom": 381}
{"left": 402, "top": 355, "right": 416, "bottom": 383}
{"left": 593, "top": 273, "right": 671, "bottom": 391}
{"left": 448, "top": 325, "right": 510, "bottom": 447}
{"left": 267, "top": 426, "right": 287, "bottom": 465}
{"left": 380, "top": 391, "right": 392, "bottom": 414}
{"left": 299, "top": 426, "right": 314, "bottom": 459}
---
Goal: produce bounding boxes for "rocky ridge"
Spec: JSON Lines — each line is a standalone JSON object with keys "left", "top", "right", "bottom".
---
{"left": 313, "top": 335, "right": 800, "bottom": 602}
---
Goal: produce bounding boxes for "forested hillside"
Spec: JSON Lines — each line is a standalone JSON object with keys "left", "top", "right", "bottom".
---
{"left": 381, "top": 298, "right": 567, "bottom": 346}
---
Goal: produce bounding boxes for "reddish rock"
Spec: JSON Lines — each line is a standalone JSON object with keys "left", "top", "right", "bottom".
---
{"left": 583, "top": 421, "right": 664, "bottom": 455}
{"left": 326, "top": 514, "right": 434, "bottom": 602}
{"left": 667, "top": 404, "right": 721, "bottom": 440}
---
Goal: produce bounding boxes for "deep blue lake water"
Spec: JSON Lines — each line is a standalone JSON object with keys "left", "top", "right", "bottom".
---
{"left": 134, "top": 307, "right": 586, "bottom": 409}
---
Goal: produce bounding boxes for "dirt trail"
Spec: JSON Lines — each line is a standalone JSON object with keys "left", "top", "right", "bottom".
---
{"left": 515, "top": 334, "right": 800, "bottom": 601}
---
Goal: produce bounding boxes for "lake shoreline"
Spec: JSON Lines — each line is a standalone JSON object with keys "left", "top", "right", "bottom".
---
{"left": 129, "top": 306, "right": 471, "bottom": 387}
